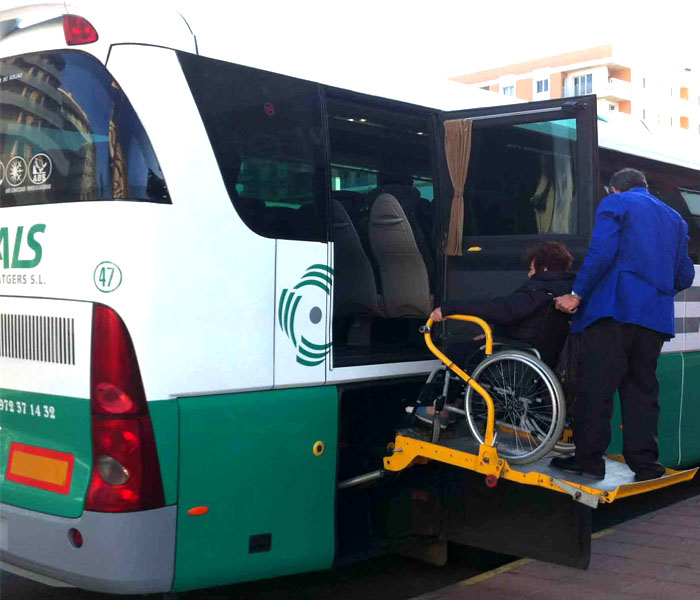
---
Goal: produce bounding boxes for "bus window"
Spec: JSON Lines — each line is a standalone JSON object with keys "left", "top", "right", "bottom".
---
{"left": 678, "top": 188, "right": 700, "bottom": 262}
{"left": 463, "top": 119, "right": 578, "bottom": 237}
{"left": 178, "top": 52, "right": 327, "bottom": 242}
{"left": 326, "top": 96, "right": 435, "bottom": 366}
{"left": 0, "top": 51, "right": 169, "bottom": 208}
{"left": 599, "top": 148, "right": 700, "bottom": 263}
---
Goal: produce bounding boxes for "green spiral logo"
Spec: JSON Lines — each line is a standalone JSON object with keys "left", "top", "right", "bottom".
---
{"left": 278, "top": 264, "right": 334, "bottom": 366}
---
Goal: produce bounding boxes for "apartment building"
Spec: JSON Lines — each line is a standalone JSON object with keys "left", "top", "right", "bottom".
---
{"left": 451, "top": 44, "right": 700, "bottom": 139}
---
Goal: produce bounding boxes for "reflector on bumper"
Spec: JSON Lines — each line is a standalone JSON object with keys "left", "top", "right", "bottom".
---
{"left": 6, "top": 443, "right": 74, "bottom": 495}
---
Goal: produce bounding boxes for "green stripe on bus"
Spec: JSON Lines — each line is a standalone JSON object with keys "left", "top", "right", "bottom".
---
{"left": 302, "top": 271, "right": 333, "bottom": 285}
{"left": 278, "top": 288, "right": 288, "bottom": 330}
{"left": 301, "top": 336, "right": 331, "bottom": 351}
{"left": 297, "top": 346, "right": 327, "bottom": 360}
{"left": 294, "top": 280, "right": 330, "bottom": 294}
{"left": 289, "top": 295, "right": 302, "bottom": 348}
{"left": 296, "top": 356, "right": 326, "bottom": 366}
{"left": 282, "top": 291, "right": 295, "bottom": 335}
{"left": 305, "top": 264, "right": 334, "bottom": 274}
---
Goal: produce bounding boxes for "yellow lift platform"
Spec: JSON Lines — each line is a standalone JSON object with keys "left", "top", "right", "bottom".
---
{"left": 385, "top": 316, "right": 697, "bottom": 510}
{"left": 385, "top": 435, "right": 696, "bottom": 509}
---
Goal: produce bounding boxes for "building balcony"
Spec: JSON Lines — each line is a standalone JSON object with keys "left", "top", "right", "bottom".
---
{"left": 597, "top": 78, "right": 632, "bottom": 101}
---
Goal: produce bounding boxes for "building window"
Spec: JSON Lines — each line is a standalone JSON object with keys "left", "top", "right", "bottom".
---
{"left": 681, "top": 87, "right": 689, "bottom": 100}
{"left": 502, "top": 85, "right": 515, "bottom": 97}
{"left": 680, "top": 116, "right": 689, "bottom": 129}
{"left": 642, "top": 108, "right": 646, "bottom": 119}
{"left": 573, "top": 74, "right": 593, "bottom": 95}
{"left": 536, "top": 79, "right": 549, "bottom": 93}
{"left": 609, "top": 104, "right": 617, "bottom": 111}
{"left": 480, "top": 86, "right": 490, "bottom": 91}
{"left": 642, "top": 77, "right": 646, "bottom": 88}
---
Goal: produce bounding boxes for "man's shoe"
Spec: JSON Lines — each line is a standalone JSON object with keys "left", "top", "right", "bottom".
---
{"left": 634, "top": 470, "right": 665, "bottom": 482}
{"left": 550, "top": 455, "right": 605, "bottom": 480}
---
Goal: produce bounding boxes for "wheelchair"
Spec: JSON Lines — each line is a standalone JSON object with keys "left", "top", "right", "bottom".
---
{"left": 415, "top": 311, "right": 573, "bottom": 465}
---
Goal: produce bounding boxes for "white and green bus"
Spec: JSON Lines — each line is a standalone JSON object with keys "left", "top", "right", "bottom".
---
{"left": 1, "top": 2, "right": 699, "bottom": 596}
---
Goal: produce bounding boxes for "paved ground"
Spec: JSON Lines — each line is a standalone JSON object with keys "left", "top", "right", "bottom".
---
{"left": 412, "top": 494, "right": 700, "bottom": 600}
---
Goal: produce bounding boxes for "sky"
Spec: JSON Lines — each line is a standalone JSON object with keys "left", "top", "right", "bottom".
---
{"left": 171, "top": 0, "right": 700, "bottom": 86}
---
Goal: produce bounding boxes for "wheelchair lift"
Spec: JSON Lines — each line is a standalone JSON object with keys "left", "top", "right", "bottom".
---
{"left": 390, "top": 315, "right": 697, "bottom": 508}
{"left": 384, "top": 434, "right": 697, "bottom": 509}
{"left": 374, "top": 316, "right": 698, "bottom": 569}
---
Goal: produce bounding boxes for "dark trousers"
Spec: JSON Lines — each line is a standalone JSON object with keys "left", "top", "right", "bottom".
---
{"left": 574, "top": 318, "right": 666, "bottom": 476}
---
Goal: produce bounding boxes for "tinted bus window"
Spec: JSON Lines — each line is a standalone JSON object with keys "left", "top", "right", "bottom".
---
{"left": 178, "top": 52, "right": 327, "bottom": 242}
{"left": 599, "top": 148, "right": 700, "bottom": 263}
{"left": 464, "top": 119, "right": 577, "bottom": 236}
{"left": 0, "top": 51, "right": 169, "bottom": 207}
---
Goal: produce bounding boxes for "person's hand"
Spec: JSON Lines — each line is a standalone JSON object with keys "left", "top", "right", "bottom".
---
{"left": 430, "top": 307, "right": 445, "bottom": 322}
{"left": 555, "top": 294, "right": 580, "bottom": 314}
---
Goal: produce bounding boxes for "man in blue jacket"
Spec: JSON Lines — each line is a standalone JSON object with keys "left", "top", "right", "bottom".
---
{"left": 551, "top": 168, "right": 695, "bottom": 481}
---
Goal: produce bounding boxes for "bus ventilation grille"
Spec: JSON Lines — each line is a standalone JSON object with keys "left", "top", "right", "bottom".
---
{"left": 0, "top": 313, "right": 76, "bottom": 365}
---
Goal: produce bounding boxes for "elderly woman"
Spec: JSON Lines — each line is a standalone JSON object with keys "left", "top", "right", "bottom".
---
{"left": 416, "top": 241, "right": 576, "bottom": 427}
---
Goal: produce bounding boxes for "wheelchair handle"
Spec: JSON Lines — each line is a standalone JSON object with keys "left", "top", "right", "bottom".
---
{"left": 423, "top": 315, "right": 496, "bottom": 447}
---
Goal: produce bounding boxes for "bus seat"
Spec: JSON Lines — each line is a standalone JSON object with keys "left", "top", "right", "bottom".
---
{"left": 368, "top": 193, "right": 432, "bottom": 318}
{"left": 333, "top": 191, "right": 380, "bottom": 288}
{"left": 367, "top": 183, "right": 436, "bottom": 290}
{"left": 332, "top": 200, "right": 384, "bottom": 319}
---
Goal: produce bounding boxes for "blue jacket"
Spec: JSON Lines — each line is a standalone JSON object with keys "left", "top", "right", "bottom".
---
{"left": 572, "top": 187, "right": 695, "bottom": 336}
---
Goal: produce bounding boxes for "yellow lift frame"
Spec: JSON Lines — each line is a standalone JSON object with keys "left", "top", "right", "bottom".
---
{"left": 384, "top": 316, "right": 697, "bottom": 508}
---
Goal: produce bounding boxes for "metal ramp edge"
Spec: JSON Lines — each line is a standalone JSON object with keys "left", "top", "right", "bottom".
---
{"left": 383, "top": 435, "right": 698, "bottom": 508}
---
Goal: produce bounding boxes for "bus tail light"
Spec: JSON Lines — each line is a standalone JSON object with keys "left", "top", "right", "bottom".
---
{"left": 85, "top": 305, "right": 165, "bottom": 512}
{"left": 63, "top": 15, "right": 98, "bottom": 46}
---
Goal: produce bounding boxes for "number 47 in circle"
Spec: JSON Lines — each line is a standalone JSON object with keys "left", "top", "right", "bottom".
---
{"left": 93, "top": 261, "right": 123, "bottom": 293}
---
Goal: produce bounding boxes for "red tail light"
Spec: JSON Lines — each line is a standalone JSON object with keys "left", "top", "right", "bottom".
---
{"left": 85, "top": 305, "right": 165, "bottom": 512}
{"left": 63, "top": 15, "right": 98, "bottom": 46}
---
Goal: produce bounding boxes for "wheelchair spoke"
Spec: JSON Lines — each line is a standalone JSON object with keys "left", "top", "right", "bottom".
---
{"left": 465, "top": 351, "right": 564, "bottom": 464}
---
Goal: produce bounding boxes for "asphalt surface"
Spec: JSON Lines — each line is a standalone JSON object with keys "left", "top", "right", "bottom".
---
{"left": 3, "top": 474, "right": 700, "bottom": 600}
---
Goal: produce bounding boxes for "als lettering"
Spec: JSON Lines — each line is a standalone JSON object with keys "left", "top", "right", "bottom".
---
{"left": 0, "top": 224, "right": 46, "bottom": 269}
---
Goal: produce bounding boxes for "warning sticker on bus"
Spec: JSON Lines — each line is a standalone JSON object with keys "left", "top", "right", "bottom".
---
{"left": 6, "top": 442, "right": 74, "bottom": 495}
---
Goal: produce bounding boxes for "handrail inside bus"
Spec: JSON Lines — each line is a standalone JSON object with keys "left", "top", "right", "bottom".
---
{"left": 421, "top": 315, "right": 496, "bottom": 447}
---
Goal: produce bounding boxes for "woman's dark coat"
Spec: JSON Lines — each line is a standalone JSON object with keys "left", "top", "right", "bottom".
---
{"left": 441, "top": 270, "right": 575, "bottom": 367}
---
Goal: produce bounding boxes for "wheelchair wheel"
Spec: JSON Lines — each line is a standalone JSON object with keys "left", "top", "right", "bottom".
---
{"left": 464, "top": 350, "right": 565, "bottom": 464}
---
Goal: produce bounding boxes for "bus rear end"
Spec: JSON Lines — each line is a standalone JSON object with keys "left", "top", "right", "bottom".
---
{"left": 1, "top": 300, "right": 176, "bottom": 593}
{"left": 0, "top": 5, "right": 189, "bottom": 593}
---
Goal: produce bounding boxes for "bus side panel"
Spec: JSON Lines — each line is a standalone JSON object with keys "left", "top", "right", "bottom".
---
{"left": 608, "top": 353, "right": 683, "bottom": 467}
{"left": 148, "top": 399, "right": 179, "bottom": 506}
{"left": 680, "top": 269, "right": 700, "bottom": 467}
{"left": 106, "top": 44, "right": 277, "bottom": 399}
{"left": 680, "top": 351, "right": 700, "bottom": 467}
{"left": 173, "top": 386, "right": 338, "bottom": 592}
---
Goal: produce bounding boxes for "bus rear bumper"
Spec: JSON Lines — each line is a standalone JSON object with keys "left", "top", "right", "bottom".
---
{"left": 0, "top": 502, "right": 176, "bottom": 594}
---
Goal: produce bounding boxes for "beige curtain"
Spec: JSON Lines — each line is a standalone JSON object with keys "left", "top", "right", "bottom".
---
{"left": 444, "top": 119, "right": 473, "bottom": 256}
